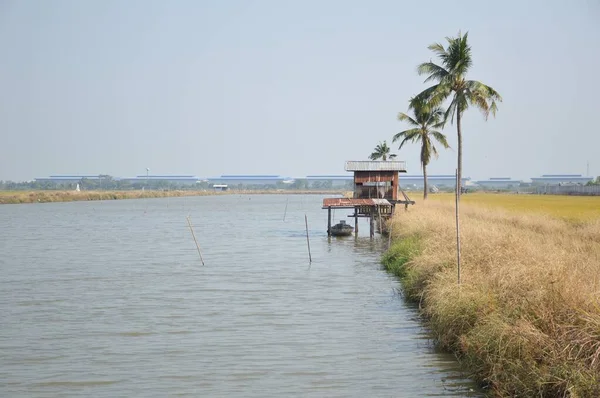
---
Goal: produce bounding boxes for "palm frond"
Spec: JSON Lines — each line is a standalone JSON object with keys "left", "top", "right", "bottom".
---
{"left": 466, "top": 80, "right": 502, "bottom": 101}
{"left": 393, "top": 128, "right": 421, "bottom": 149}
{"left": 468, "top": 90, "right": 490, "bottom": 118}
{"left": 445, "top": 31, "right": 472, "bottom": 75}
{"left": 431, "top": 107, "right": 445, "bottom": 120}
{"left": 426, "top": 107, "right": 445, "bottom": 128}
{"left": 427, "top": 43, "right": 449, "bottom": 66}
{"left": 397, "top": 112, "right": 419, "bottom": 126}
{"left": 426, "top": 83, "right": 453, "bottom": 108}
{"left": 412, "top": 86, "right": 445, "bottom": 112}
{"left": 431, "top": 131, "right": 450, "bottom": 149}
{"left": 431, "top": 142, "right": 439, "bottom": 159}
{"left": 465, "top": 80, "right": 502, "bottom": 120}
{"left": 417, "top": 62, "right": 449, "bottom": 83}
{"left": 413, "top": 85, "right": 438, "bottom": 102}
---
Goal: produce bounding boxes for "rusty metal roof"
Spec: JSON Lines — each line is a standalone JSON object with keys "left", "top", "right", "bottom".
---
{"left": 322, "top": 198, "right": 391, "bottom": 208}
{"left": 345, "top": 161, "right": 407, "bottom": 172}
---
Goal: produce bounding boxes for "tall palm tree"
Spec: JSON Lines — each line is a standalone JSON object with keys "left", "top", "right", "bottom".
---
{"left": 393, "top": 97, "right": 449, "bottom": 200}
{"left": 369, "top": 141, "right": 397, "bottom": 161}
{"left": 416, "top": 31, "right": 501, "bottom": 198}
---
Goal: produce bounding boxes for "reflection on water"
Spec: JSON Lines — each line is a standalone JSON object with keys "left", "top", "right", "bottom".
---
{"left": 0, "top": 195, "right": 482, "bottom": 397}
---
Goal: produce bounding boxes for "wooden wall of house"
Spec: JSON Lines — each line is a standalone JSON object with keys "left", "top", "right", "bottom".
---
{"left": 353, "top": 171, "right": 395, "bottom": 183}
{"left": 353, "top": 171, "right": 399, "bottom": 200}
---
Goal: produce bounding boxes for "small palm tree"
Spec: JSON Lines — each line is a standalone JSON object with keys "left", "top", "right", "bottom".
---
{"left": 416, "top": 31, "right": 501, "bottom": 198}
{"left": 369, "top": 141, "right": 397, "bottom": 161}
{"left": 394, "top": 97, "right": 449, "bottom": 200}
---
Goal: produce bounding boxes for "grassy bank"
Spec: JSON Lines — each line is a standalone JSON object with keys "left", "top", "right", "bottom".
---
{"left": 383, "top": 201, "right": 600, "bottom": 396}
{"left": 0, "top": 189, "right": 346, "bottom": 205}
{"left": 0, "top": 190, "right": 220, "bottom": 204}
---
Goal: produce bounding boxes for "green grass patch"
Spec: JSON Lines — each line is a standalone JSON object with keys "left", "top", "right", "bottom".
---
{"left": 381, "top": 235, "right": 424, "bottom": 300}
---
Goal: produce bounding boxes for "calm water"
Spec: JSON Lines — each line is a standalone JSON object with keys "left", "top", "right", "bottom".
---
{"left": 0, "top": 194, "right": 482, "bottom": 397}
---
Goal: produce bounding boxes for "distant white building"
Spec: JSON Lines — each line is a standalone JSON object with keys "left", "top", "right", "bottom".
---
{"left": 400, "top": 175, "right": 471, "bottom": 189}
{"left": 206, "top": 175, "right": 288, "bottom": 186}
{"left": 304, "top": 175, "right": 352, "bottom": 188}
{"left": 475, "top": 177, "right": 522, "bottom": 190}
{"left": 35, "top": 174, "right": 200, "bottom": 186}
{"left": 118, "top": 175, "right": 199, "bottom": 186}
{"left": 34, "top": 175, "right": 103, "bottom": 186}
{"left": 530, "top": 174, "right": 593, "bottom": 186}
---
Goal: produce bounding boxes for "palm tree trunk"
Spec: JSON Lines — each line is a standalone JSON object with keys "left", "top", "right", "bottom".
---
{"left": 423, "top": 164, "right": 428, "bottom": 200}
{"left": 456, "top": 110, "right": 463, "bottom": 200}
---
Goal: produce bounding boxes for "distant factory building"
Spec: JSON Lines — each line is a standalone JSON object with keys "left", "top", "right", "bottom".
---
{"left": 400, "top": 175, "right": 471, "bottom": 189}
{"left": 304, "top": 175, "right": 353, "bottom": 188}
{"left": 119, "top": 175, "right": 199, "bottom": 186}
{"left": 34, "top": 175, "right": 104, "bottom": 186}
{"left": 206, "top": 175, "right": 289, "bottom": 186}
{"left": 475, "top": 177, "right": 523, "bottom": 190}
{"left": 530, "top": 174, "right": 593, "bottom": 186}
{"left": 35, "top": 174, "right": 200, "bottom": 186}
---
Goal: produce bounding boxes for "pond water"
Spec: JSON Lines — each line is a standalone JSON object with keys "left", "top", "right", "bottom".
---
{"left": 0, "top": 194, "right": 482, "bottom": 397}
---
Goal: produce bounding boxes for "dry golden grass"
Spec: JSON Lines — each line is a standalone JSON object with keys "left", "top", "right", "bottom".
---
{"left": 384, "top": 201, "right": 600, "bottom": 396}
{"left": 425, "top": 192, "right": 600, "bottom": 222}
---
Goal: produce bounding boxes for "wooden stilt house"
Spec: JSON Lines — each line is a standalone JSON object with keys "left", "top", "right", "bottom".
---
{"left": 322, "top": 161, "right": 414, "bottom": 238}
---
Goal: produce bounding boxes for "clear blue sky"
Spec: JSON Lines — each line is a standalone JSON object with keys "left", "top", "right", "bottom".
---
{"left": 1, "top": 0, "right": 599, "bottom": 181}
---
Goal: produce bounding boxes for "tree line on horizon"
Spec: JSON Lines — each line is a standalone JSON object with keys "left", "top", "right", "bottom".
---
{"left": 369, "top": 31, "right": 502, "bottom": 200}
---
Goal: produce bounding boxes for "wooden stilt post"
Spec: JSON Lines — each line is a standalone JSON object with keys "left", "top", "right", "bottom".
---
{"left": 354, "top": 207, "right": 358, "bottom": 234}
{"left": 327, "top": 206, "right": 332, "bottom": 236}
{"left": 369, "top": 209, "right": 375, "bottom": 238}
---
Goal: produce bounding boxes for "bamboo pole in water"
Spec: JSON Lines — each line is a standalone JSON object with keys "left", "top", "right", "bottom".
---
{"left": 186, "top": 216, "right": 205, "bottom": 266}
{"left": 305, "top": 214, "right": 312, "bottom": 263}
{"left": 283, "top": 197, "right": 289, "bottom": 222}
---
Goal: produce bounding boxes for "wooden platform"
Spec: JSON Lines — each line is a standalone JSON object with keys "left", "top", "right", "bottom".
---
{"left": 321, "top": 198, "right": 391, "bottom": 209}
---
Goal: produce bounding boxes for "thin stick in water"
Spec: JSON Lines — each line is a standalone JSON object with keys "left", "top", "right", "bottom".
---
{"left": 283, "top": 197, "right": 289, "bottom": 221}
{"left": 305, "top": 213, "right": 312, "bottom": 263}
{"left": 186, "top": 216, "right": 205, "bottom": 266}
